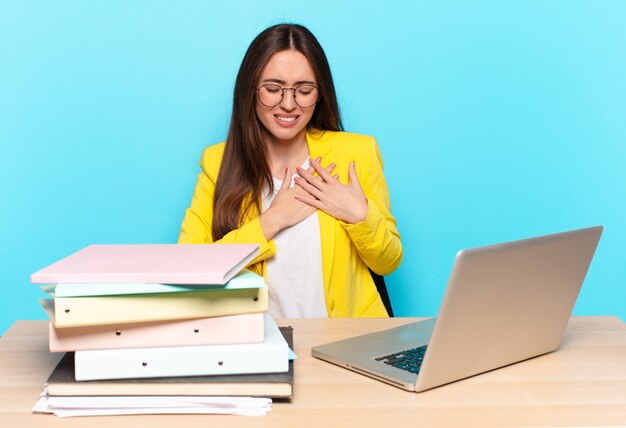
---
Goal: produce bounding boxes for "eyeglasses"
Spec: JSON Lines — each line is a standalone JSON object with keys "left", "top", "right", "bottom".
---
{"left": 256, "top": 84, "right": 320, "bottom": 108}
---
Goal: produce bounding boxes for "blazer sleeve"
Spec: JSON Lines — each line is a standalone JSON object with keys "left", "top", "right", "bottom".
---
{"left": 341, "top": 137, "right": 403, "bottom": 275}
{"left": 178, "top": 146, "right": 276, "bottom": 266}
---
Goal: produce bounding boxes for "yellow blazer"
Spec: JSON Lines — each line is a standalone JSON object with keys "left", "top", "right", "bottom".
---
{"left": 179, "top": 130, "right": 403, "bottom": 317}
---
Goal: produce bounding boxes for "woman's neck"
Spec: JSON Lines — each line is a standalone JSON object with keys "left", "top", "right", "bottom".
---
{"left": 265, "top": 131, "right": 310, "bottom": 178}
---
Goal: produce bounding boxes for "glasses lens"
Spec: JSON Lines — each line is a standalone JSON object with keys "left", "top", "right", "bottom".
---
{"left": 294, "top": 85, "right": 319, "bottom": 108}
{"left": 258, "top": 84, "right": 283, "bottom": 107}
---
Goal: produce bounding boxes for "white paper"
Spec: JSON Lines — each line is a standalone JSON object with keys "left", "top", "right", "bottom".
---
{"left": 33, "top": 386, "right": 272, "bottom": 417}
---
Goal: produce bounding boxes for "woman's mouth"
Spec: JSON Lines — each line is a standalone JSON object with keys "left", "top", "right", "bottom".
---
{"left": 274, "top": 115, "right": 299, "bottom": 127}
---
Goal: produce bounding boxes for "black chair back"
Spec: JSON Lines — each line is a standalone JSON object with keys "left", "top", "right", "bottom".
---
{"left": 370, "top": 270, "right": 394, "bottom": 317}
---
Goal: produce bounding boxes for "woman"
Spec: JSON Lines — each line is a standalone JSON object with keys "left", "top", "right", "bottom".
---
{"left": 179, "top": 23, "right": 402, "bottom": 318}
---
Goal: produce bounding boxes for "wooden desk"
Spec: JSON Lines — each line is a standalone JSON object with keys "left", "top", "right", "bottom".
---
{"left": 1, "top": 317, "right": 625, "bottom": 427}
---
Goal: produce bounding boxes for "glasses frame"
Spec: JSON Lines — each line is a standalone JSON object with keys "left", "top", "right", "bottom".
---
{"left": 255, "top": 83, "right": 321, "bottom": 108}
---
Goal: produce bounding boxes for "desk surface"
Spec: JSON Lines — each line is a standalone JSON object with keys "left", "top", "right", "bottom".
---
{"left": 1, "top": 317, "right": 625, "bottom": 427}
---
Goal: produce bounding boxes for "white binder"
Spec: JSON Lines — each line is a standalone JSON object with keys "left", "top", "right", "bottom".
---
{"left": 74, "top": 317, "right": 288, "bottom": 381}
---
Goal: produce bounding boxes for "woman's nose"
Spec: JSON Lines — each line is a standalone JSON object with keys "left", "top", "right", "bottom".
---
{"left": 279, "top": 88, "right": 297, "bottom": 110}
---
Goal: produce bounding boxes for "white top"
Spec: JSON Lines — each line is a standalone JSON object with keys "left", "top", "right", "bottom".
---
{"left": 262, "top": 158, "right": 328, "bottom": 318}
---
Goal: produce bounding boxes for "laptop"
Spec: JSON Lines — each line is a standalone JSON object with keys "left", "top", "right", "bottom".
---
{"left": 312, "top": 226, "right": 603, "bottom": 392}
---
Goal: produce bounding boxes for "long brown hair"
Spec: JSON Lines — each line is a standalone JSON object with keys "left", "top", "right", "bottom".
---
{"left": 212, "top": 24, "right": 343, "bottom": 240}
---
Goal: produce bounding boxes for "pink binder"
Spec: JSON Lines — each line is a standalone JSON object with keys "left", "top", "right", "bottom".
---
{"left": 31, "top": 244, "right": 259, "bottom": 285}
{"left": 48, "top": 313, "right": 265, "bottom": 352}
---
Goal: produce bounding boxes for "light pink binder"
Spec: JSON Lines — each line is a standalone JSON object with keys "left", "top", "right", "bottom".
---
{"left": 31, "top": 244, "right": 259, "bottom": 285}
{"left": 48, "top": 313, "right": 265, "bottom": 352}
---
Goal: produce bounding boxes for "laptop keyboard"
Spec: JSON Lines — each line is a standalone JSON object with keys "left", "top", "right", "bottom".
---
{"left": 375, "top": 345, "right": 428, "bottom": 374}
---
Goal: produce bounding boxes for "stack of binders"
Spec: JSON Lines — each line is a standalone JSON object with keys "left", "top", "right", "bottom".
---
{"left": 31, "top": 244, "right": 293, "bottom": 400}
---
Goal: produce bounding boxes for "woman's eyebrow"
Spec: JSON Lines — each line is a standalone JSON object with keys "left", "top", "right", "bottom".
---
{"left": 261, "top": 78, "right": 317, "bottom": 85}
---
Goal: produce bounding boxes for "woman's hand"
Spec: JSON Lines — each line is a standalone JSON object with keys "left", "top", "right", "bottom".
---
{"left": 259, "top": 161, "right": 337, "bottom": 240}
{"left": 294, "top": 158, "right": 368, "bottom": 224}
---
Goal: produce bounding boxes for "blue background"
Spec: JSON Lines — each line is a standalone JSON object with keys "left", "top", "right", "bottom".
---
{"left": 1, "top": 1, "right": 625, "bottom": 334}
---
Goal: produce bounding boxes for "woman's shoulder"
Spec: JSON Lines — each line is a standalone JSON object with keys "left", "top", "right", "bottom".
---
{"left": 309, "top": 129, "right": 378, "bottom": 154}
{"left": 201, "top": 141, "right": 226, "bottom": 157}
{"left": 199, "top": 141, "right": 226, "bottom": 174}
{"left": 309, "top": 129, "right": 375, "bottom": 144}
{"left": 316, "top": 131, "right": 383, "bottom": 166}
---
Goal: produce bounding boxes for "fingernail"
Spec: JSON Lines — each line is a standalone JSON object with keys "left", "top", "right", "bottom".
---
{"left": 329, "top": 162, "right": 336, "bottom": 168}
{"left": 316, "top": 157, "right": 321, "bottom": 162}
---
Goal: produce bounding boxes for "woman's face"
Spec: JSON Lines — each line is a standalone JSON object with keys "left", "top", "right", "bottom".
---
{"left": 255, "top": 49, "right": 317, "bottom": 145}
